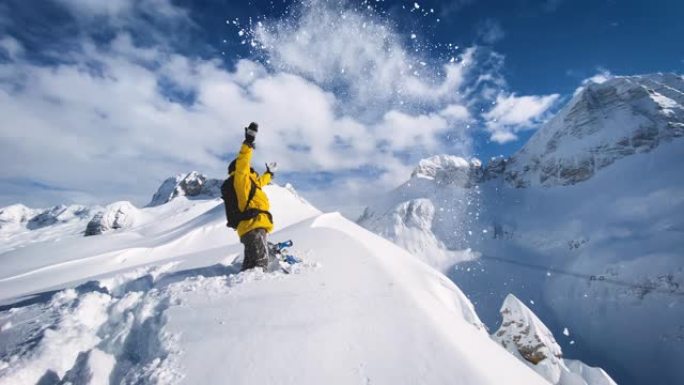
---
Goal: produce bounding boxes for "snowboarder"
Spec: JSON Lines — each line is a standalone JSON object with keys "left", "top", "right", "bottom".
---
{"left": 223, "top": 122, "right": 277, "bottom": 271}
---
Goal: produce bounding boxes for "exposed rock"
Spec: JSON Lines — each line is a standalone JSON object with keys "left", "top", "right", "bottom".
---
{"left": 411, "top": 155, "right": 483, "bottom": 187}
{"left": 491, "top": 73, "right": 684, "bottom": 188}
{"left": 84, "top": 201, "right": 139, "bottom": 236}
{"left": 148, "top": 171, "right": 222, "bottom": 207}
{"left": 26, "top": 205, "right": 92, "bottom": 230}
{"left": 493, "top": 294, "right": 617, "bottom": 385}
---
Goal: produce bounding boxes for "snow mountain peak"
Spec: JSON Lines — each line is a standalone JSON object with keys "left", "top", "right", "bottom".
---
{"left": 491, "top": 72, "right": 684, "bottom": 187}
{"left": 148, "top": 171, "right": 222, "bottom": 207}
{"left": 412, "top": 154, "right": 483, "bottom": 188}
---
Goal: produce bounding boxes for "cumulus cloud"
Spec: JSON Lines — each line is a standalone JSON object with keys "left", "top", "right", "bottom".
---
{"left": 482, "top": 93, "right": 560, "bottom": 144}
{"left": 0, "top": 0, "right": 557, "bottom": 213}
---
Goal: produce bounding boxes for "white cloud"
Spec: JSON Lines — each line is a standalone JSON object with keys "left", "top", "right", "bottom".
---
{"left": 0, "top": 26, "right": 470, "bottom": 208}
{"left": 439, "top": 104, "right": 470, "bottom": 121}
{"left": 477, "top": 19, "right": 505, "bottom": 44}
{"left": 374, "top": 111, "right": 449, "bottom": 151}
{"left": 483, "top": 93, "right": 560, "bottom": 144}
{"left": 0, "top": 0, "right": 555, "bottom": 212}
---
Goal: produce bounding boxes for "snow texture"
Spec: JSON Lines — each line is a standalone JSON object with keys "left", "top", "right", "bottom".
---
{"left": 0, "top": 183, "right": 550, "bottom": 385}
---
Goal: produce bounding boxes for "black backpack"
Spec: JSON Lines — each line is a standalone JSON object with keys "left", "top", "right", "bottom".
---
{"left": 221, "top": 176, "right": 272, "bottom": 229}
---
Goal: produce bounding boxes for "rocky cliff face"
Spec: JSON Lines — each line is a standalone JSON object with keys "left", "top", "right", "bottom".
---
{"left": 411, "top": 155, "right": 483, "bottom": 187}
{"left": 148, "top": 171, "right": 222, "bottom": 207}
{"left": 490, "top": 73, "right": 684, "bottom": 187}
{"left": 493, "top": 294, "right": 617, "bottom": 385}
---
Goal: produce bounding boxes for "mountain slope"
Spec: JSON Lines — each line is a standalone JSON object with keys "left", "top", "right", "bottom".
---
{"left": 0, "top": 182, "right": 550, "bottom": 385}
{"left": 492, "top": 73, "right": 684, "bottom": 187}
{"left": 358, "top": 73, "right": 684, "bottom": 385}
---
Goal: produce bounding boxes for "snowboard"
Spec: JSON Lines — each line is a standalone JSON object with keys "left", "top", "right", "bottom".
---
{"left": 267, "top": 240, "right": 301, "bottom": 274}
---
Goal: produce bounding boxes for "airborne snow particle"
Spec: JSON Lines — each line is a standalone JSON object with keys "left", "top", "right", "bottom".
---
{"left": 410, "top": 33, "right": 417, "bottom": 39}
{"left": 414, "top": 2, "right": 420, "bottom": 9}
{"left": 563, "top": 327, "right": 570, "bottom": 336}
{"left": 570, "top": 340, "right": 576, "bottom": 345}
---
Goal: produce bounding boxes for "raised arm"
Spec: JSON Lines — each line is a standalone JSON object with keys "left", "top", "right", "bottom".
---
{"left": 233, "top": 122, "right": 258, "bottom": 211}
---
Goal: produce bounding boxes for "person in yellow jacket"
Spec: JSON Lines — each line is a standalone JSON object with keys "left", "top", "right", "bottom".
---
{"left": 228, "top": 122, "right": 277, "bottom": 271}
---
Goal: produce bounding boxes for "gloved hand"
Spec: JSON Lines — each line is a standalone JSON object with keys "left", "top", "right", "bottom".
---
{"left": 244, "top": 122, "right": 258, "bottom": 147}
{"left": 265, "top": 162, "right": 278, "bottom": 175}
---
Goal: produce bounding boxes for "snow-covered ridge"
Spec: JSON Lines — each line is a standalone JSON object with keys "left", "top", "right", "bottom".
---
{"left": 491, "top": 73, "right": 684, "bottom": 187}
{"left": 5, "top": 204, "right": 93, "bottom": 231}
{"left": 1, "top": 180, "right": 556, "bottom": 385}
{"left": 0, "top": 172, "right": 225, "bottom": 243}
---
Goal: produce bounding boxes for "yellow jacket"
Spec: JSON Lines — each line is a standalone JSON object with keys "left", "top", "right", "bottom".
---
{"left": 233, "top": 143, "right": 274, "bottom": 238}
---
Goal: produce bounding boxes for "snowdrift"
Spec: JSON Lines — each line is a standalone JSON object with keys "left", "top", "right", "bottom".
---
{"left": 0, "top": 183, "right": 550, "bottom": 384}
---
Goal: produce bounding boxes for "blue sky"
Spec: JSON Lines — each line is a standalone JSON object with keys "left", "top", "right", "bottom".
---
{"left": 0, "top": 0, "right": 682, "bottom": 213}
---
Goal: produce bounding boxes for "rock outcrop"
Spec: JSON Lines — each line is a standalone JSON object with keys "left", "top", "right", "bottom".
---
{"left": 493, "top": 294, "right": 617, "bottom": 385}
{"left": 84, "top": 201, "right": 139, "bottom": 236}
{"left": 494, "top": 73, "right": 684, "bottom": 187}
{"left": 148, "top": 171, "right": 222, "bottom": 207}
{"left": 26, "top": 205, "right": 92, "bottom": 230}
{"left": 411, "top": 155, "right": 483, "bottom": 187}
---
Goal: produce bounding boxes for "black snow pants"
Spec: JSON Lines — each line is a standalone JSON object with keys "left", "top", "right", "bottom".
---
{"left": 240, "top": 228, "right": 269, "bottom": 271}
